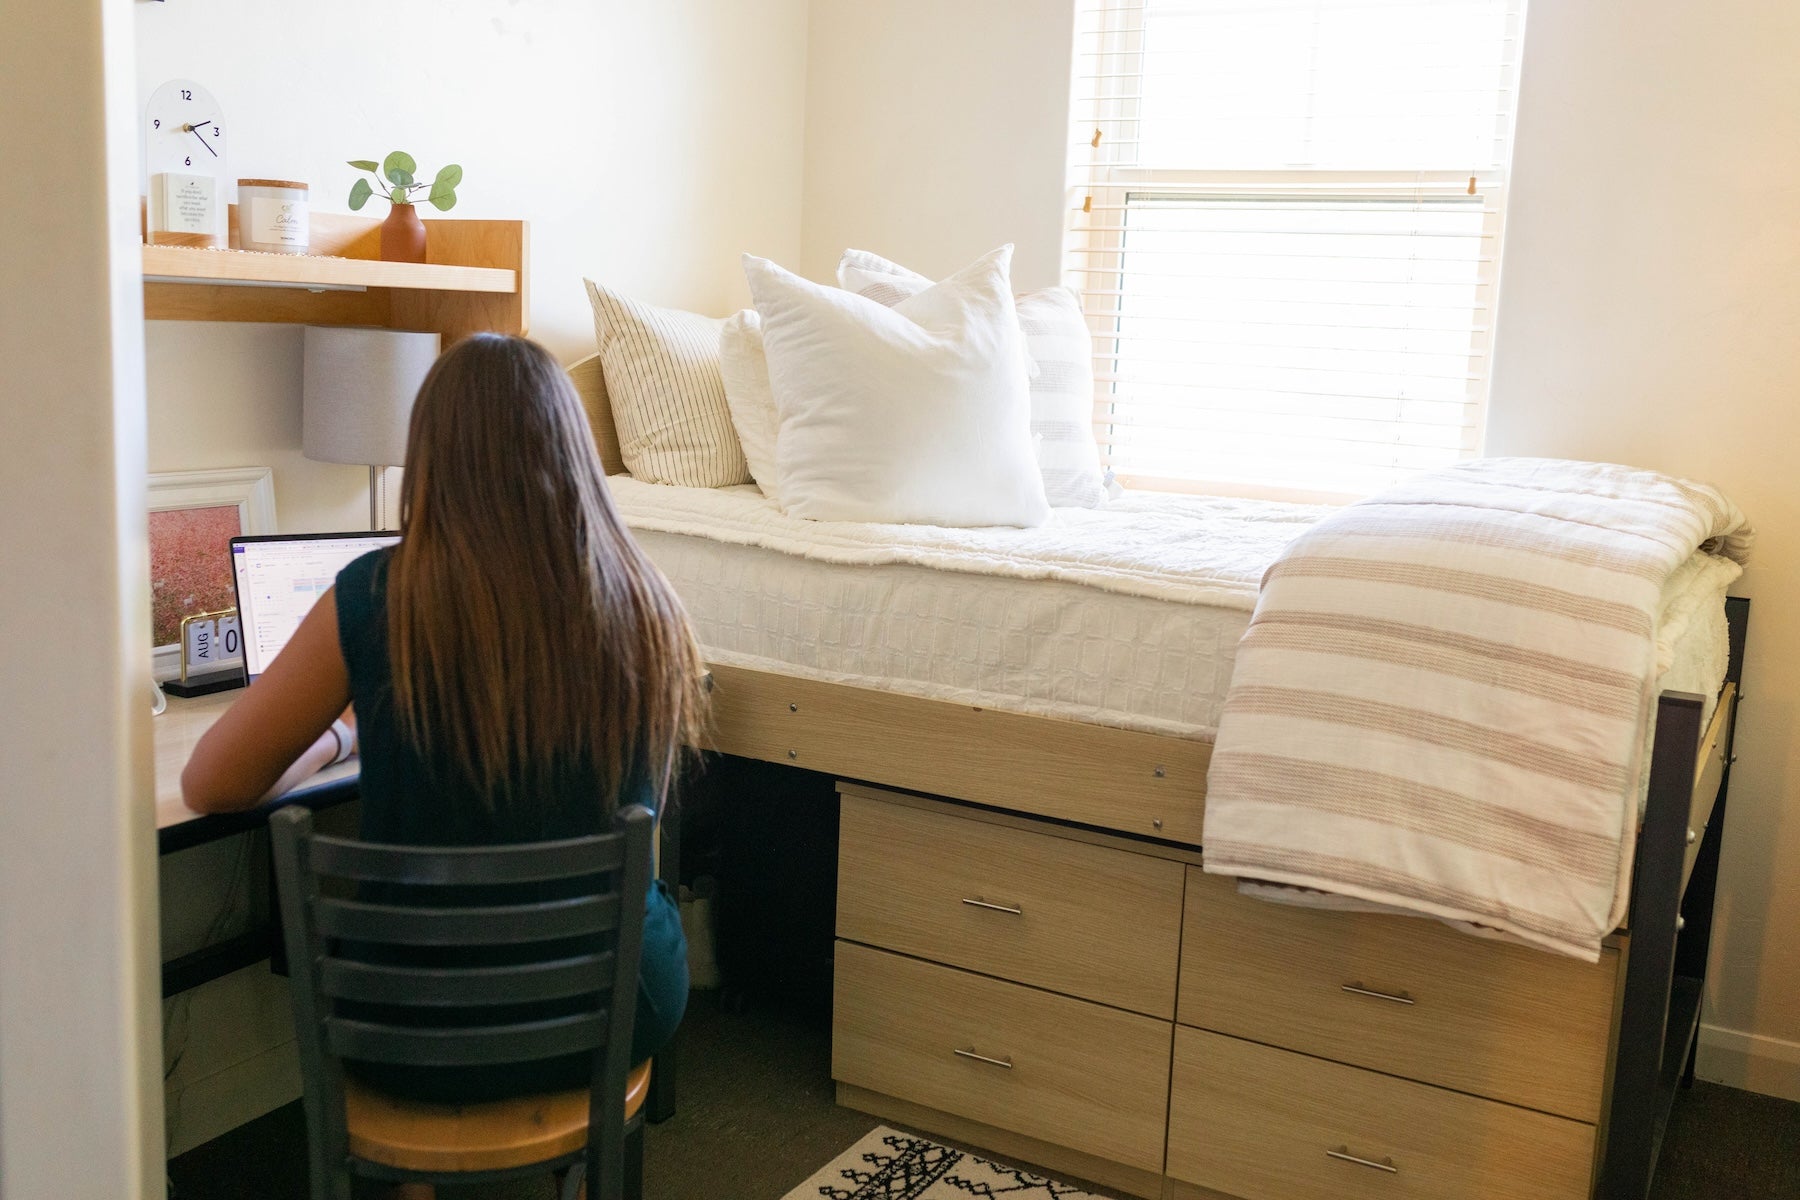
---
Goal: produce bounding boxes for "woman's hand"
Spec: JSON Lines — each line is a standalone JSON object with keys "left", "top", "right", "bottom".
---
{"left": 182, "top": 588, "right": 353, "bottom": 813}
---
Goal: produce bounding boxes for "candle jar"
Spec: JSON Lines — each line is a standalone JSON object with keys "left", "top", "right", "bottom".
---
{"left": 237, "top": 179, "right": 309, "bottom": 253}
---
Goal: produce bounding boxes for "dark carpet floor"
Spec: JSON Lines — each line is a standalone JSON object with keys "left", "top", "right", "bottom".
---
{"left": 169, "top": 991, "right": 1800, "bottom": 1200}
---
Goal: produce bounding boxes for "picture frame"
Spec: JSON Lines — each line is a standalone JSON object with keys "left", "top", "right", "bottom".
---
{"left": 149, "top": 467, "right": 276, "bottom": 681}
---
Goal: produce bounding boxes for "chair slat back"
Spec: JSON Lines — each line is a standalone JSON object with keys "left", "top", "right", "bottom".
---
{"left": 326, "top": 1012, "right": 611, "bottom": 1067}
{"left": 271, "top": 803, "right": 653, "bottom": 1200}
{"left": 313, "top": 894, "right": 623, "bottom": 945}
{"left": 307, "top": 833, "right": 627, "bottom": 885}
{"left": 319, "top": 953, "right": 617, "bottom": 1007}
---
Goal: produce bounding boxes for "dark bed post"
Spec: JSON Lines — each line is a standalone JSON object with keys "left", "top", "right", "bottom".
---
{"left": 1598, "top": 690, "right": 1702, "bottom": 1200}
{"left": 1598, "top": 598, "right": 1749, "bottom": 1199}
{"left": 1675, "top": 596, "right": 1748, "bottom": 1084}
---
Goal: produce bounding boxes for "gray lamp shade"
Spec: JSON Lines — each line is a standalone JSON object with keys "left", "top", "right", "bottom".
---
{"left": 302, "top": 326, "right": 441, "bottom": 467}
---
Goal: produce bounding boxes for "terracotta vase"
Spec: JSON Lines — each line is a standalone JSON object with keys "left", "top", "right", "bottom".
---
{"left": 379, "top": 202, "right": 427, "bottom": 263}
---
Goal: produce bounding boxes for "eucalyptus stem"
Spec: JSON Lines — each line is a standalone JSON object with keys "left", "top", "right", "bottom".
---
{"left": 351, "top": 153, "right": 457, "bottom": 212}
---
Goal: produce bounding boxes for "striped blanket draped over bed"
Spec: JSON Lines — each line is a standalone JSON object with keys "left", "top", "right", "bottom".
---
{"left": 1201, "top": 458, "right": 1752, "bottom": 960}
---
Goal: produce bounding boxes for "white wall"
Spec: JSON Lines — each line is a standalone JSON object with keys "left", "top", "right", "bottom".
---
{"left": 802, "top": 1, "right": 1800, "bottom": 1101}
{"left": 138, "top": 0, "right": 811, "bottom": 531}
{"left": 801, "top": 0, "right": 1076, "bottom": 289}
{"left": 136, "top": 0, "right": 812, "bottom": 1150}
{"left": 1489, "top": 1, "right": 1800, "bottom": 1099}
{"left": 0, "top": 3, "right": 164, "bottom": 1197}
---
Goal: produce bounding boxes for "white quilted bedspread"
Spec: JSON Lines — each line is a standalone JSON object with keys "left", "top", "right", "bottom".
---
{"left": 606, "top": 479, "right": 1329, "bottom": 610}
{"left": 610, "top": 479, "right": 1736, "bottom": 746}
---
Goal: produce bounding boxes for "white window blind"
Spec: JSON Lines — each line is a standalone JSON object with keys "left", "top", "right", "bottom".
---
{"left": 1067, "top": 0, "right": 1527, "bottom": 498}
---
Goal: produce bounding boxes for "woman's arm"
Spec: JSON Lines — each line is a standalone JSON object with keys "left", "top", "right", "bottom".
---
{"left": 254, "top": 715, "right": 354, "bottom": 804}
{"left": 181, "top": 587, "right": 354, "bottom": 813}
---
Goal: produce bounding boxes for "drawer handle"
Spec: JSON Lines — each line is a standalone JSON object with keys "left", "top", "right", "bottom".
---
{"left": 961, "top": 897, "right": 1023, "bottom": 916}
{"left": 953, "top": 1047, "right": 1014, "bottom": 1069}
{"left": 1342, "top": 982, "right": 1415, "bottom": 1006}
{"left": 1328, "top": 1146, "right": 1398, "bottom": 1174}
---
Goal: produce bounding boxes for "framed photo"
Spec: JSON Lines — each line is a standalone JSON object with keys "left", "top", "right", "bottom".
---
{"left": 149, "top": 468, "right": 276, "bottom": 681}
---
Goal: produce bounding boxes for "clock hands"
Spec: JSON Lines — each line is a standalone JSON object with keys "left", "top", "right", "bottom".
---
{"left": 183, "top": 120, "right": 219, "bottom": 158}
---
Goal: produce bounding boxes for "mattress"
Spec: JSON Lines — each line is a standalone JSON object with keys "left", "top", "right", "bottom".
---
{"left": 616, "top": 481, "right": 1739, "bottom": 743}
{"left": 636, "top": 529, "right": 1260, "bottom": 739}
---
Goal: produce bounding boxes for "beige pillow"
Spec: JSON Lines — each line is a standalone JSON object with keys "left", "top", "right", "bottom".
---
{"left": 582, "top": 279, "right": 750, "bottom": 487}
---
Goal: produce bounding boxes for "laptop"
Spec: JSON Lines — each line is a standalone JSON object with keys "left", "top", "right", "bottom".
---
{"left": 230, "top": 532, "right": 401, "bottom": 684}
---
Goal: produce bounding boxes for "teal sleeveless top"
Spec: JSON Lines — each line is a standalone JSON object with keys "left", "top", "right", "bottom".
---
{"left": 335, "top": 548, "right": 687, "bottom": 1102}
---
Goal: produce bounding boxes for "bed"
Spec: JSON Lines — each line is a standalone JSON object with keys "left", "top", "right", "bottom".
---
{"left": 570, "top": 354, "right": 1748, "bottom": 1200}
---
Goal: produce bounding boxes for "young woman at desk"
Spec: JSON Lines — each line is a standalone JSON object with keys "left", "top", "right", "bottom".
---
{"left": 183, "top": 333, "right": 702, "bottom": 1101}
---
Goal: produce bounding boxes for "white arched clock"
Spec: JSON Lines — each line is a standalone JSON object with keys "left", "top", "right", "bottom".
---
{"left": 144, "top": 79, "right": 227, "bottom": 247}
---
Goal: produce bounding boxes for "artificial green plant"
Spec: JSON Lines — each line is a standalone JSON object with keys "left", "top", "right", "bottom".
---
{"left": 347, "top": 151, "right": 462, "bottom": 211}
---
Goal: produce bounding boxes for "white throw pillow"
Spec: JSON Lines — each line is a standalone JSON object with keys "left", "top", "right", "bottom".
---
{"left": 839, "top": 249, "right": 1108, "bottom": 509}
{"left": 719, "top": 309, "right": 781, "bottom": 505}
{"left": 836, "top": 248, "right": 932, "bottom": 297}
{"left": 744, "top": 246, "right": 1048, "bottom": 528}
{"left": 582, "top": 279, "right": 751, "bottom": 487}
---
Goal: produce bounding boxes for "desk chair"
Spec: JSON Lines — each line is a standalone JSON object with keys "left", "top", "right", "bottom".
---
{"left": 271, "top": 804, "right": 655, "bottom": 1200}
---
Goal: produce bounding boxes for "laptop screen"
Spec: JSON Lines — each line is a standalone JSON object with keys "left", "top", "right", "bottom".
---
{"left": 230, "top": 533, "right": 401, "bottom": 682}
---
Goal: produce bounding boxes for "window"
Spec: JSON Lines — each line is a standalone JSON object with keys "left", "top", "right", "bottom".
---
{"left": 1067, "top": 0, "right": 1527, "bottom": 498}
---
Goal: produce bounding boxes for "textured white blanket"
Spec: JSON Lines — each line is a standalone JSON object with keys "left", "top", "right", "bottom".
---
{"left": 1201, "top": 458, "right": 1752, "bottom": 960}
{"left": 606, "top": 477, "right": 1326, "bottom": 610}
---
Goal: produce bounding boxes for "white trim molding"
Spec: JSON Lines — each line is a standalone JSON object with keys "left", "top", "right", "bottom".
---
{"left": 1696, "top": 1022, "right": 1800, "bottom": 1102}
{"left": 148, "top": 467, "right": 276, "bottom": 681}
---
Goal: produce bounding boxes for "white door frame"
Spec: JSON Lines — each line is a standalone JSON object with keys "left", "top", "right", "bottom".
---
{"left": 0, "top": 3, "right": 164, "bottom": 1197}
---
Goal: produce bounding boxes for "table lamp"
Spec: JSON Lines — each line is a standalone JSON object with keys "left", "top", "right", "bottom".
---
{"left": 302, "top": 327, "right": 440, "bottom": 530}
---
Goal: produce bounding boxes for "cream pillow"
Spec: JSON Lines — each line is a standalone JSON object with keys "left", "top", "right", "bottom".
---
{"left": 744, "top": 246, "right": 1048, "bottom": 528}
{"left": 839, "top": 250, "right": 1108, "bottom": 509}
{"left": 582, "top": 279, "right": 751, "bottom": 487}
{"left": 719, "top": 309, "right": 781, "bottom": 505}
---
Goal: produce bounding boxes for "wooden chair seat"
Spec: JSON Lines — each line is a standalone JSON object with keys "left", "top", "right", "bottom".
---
{"left": 345, "top": 1060, "right": 653, "bottom": 1174}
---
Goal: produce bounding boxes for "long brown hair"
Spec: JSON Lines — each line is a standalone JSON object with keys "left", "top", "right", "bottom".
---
{"left": 387, "top": 333, "right": 705, "bottom": 810}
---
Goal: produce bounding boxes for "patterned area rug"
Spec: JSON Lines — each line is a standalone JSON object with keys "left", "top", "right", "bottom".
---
{"left": 783, "top": 1127, "right": 1116, "bottom": 1199}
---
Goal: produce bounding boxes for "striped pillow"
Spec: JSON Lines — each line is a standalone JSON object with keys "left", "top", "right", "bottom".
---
{"left": 837, "top": 250, "right": 1108, "bottom": 509}
{"left": 582, "top": 280, "right": 751, "bottom": 487}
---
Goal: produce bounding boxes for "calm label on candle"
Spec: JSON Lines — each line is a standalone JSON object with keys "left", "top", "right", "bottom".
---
{"left": 238, "top": 179, "right": 309, "bottom": 253}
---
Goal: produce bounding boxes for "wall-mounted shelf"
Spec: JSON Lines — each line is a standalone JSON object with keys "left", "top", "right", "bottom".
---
{"left": 142, "top": 207, "right": 529, "bottom": 340}
{"left": 142, "top": 245, "right": 515, "bottom": 294}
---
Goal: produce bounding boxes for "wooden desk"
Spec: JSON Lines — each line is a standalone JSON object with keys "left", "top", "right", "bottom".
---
{"left": 156, "top": 690, "right": 360, "bottom": 855}
{"left": 155, "top": 689, "right": 360, "bottom": 992}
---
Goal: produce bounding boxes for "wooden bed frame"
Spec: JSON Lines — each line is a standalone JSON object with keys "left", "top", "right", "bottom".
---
{"left": 570, "top": 353, "right": 1748, "bottom": 1200}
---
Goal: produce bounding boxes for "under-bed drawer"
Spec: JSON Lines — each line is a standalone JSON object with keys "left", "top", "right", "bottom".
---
{"left": 1167, "top": 1027, "right": 1595, "bottom": 1200}
{"left": 837, "top": 792, "right": 1185, "bottom": 1017}
{"left": 1179, "top": 869, "right": 1618, "bottom": 1121}
{"left": 832, "top": 941, "right": 1172, "bottom": 1173}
